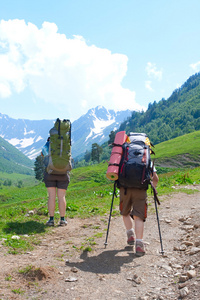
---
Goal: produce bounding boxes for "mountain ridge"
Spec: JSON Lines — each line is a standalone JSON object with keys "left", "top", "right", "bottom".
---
{"left": 0, "top": 136, "right": 34, "bottom": 175}
{"left": 0, "top": 106, "right": 132, "bottom": 160}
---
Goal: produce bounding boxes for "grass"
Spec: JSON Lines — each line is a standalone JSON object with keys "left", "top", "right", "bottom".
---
{"left": 0, "top": 172, "right": 37, "bottom": 187}
{"left": 0, "top": 163, "right": 118, "bottom": 254}
{"left": 0, "top": 165, "right": 199, "bottom": 254}
{"left": 155, "top": 130, "right": 200, "bottom": 159}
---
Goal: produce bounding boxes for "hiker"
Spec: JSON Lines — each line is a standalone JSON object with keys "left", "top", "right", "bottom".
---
{"left": 41, "top": 119, "right": 72, "bottom": 227}
{"left": 119, "top": 169, "right": 158, "bottom": 256}
{"left": 114, "top": 132, "right": 159, "bottom": 256}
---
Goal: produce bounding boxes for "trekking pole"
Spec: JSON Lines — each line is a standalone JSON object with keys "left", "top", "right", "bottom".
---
{"left": 151, "top": 183, "right": 164, "bottom": 255}
{"left": 104, "top": 181, "right": 117, "bottom": 248}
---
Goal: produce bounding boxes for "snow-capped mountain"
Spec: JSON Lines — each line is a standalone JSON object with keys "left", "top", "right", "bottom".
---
{"left": 0, "top": 106, "right": 132, "bottom": 159}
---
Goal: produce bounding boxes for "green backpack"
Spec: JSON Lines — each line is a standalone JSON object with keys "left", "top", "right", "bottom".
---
{"left": 46, "top": 118, "right": 72, "bottom": 174}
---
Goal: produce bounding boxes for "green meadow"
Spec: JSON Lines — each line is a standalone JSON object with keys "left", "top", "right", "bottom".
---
{"left": 155, "top": 130, "right": 200, "bottom": 159}
{"left": 0, "top": 131, "right": 200, "bottom": 254}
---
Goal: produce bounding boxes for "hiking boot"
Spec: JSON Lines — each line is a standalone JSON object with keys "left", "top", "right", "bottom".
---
{"left": 59, "top": 220, "right": 68, "bottom": 226}
{"left": 127, "top": 235, "right": 135, "bottom": 245}
{"left": 135, "top": 241, "right": 145, "bottom": 256}
{"left": 46, "top": 219, "right": 54, "bottom": 226}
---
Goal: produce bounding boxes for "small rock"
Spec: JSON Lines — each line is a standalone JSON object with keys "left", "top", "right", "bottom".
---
{"left": 186, "top": 270, "right": 196, "bottom": 278}
{"left": 127, "top": 274, "right": 142, "bottom": 284}
{"left": 178, "top": 282, "right": 187, "bottom": 289}
{"left": 179, "top": 286, "right": 189, "bottom": 298}
{"left": 161, "top": 265, "right": 172, "bottom": 271}
{"left": 180, "top": 225, "right": 194, "bottom": 231}
{"left": 59, "top": 271, "right": 63, "bottom": 275}
{"left": 173, "top": 246, "right": 180, "bottom": 251}
{"left": 194, "top": 239, "right": 200, "bottom": 247}
{"left": 28, "top": 210, "right": 34, "bottom": 215}
{"left": 65, "top": 277, "right": 78, "bottom": 282}
{"left": 179, "top": 244, "right": 187, "bottom": 251}
{"left": 188, "top": 247, "right": 200, "bottom": 255}
{"left": 183, "top": 220, "right": 192, "bottom": 225}
{"left": 179, "top": 275, "right": 188, "bottom": 283}
{"left": 65, "top": 259, "right": 70, "bottom": 264}
{"left": 170, "top": 264, "right": 182, "bottom": 269}
{"left": 165, "top": 219, "right": 172, "bottom": 223}
{"left": 189, "top": 265, "right": 195, "bottom": 270}
{"left": 98, "top": 275, "right": 106, "bottom": 281}
{"left": 11, "top": 235, "right": 20, "bottom": 240}
{"left": 174, "top": 272, "right": 182, "bottom": 277}
{"left": 181, "top": 241, "right": 194, "bottom": 246}
{"left": 71, "top": 267, "right": 78, "bottom": 273}
{"left": 179, "top": 216, "right": 187, "bottom": 222}
{"left": 194, "top": 261, "right": 200, "bottom": 267}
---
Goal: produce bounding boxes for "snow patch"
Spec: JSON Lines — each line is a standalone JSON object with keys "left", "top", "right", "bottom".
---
{"left": 28, "top": 149, "right": 41, "bottom": 160}
{"left": 24, "top": 128, "right": 35, "bottom": 135}
{"left": 8, "top": 137, "right": 35, "bottom": 148}
{"left": 85, "top": 112, "right": 115, "bottom": 142}
{"left": 36, "top": 136, "right": 43, "bottom": 142}
{"left": 8, "top": 138, "right": 21, "bottom": 146}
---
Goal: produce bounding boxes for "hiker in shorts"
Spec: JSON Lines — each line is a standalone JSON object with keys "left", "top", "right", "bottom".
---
{"left": 41, "top": 137, "right": 70, "bottom": 227}
{"left": 119, "top": 169, "right": 159, "bottom": 256}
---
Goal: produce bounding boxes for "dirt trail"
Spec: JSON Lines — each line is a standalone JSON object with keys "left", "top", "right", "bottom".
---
{"left": 0, "top": 185, "right": 200, "bottom": 300}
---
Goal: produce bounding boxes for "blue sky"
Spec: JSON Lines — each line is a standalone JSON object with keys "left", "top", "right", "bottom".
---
{"left": 0, "top": 0, "right": 200, "bottom": 121}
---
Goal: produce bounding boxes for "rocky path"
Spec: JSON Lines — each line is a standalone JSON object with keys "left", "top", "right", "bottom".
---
{"left": 0, "top": 185, "right": 200, "bottom": 300}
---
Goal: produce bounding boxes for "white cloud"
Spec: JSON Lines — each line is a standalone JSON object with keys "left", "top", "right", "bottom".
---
{"left": 145, "top": 81, "right": 154, "bottom": 92}
{"left": 146, "top": 62, "right": 162, "bottom": 81}
{"left": 0, "top": 82, "right": 11, "bottom": 97}
{"left": 190, "top": 61, "right": 200, "bottom": 72}
{"left": 0, "top": 19, "right": 145, "bottom": 119}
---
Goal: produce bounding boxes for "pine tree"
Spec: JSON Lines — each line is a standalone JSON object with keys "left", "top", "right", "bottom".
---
{"left": 34, "top": 156, "right": 45, "bottom": 181}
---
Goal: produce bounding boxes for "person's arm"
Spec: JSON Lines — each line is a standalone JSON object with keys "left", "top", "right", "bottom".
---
{"left": 152, "top": 172, "right": 159, "bottom": 188}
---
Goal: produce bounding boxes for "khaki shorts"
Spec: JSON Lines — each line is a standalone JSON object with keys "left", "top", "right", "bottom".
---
{"left": 44, "top": 173, "right": 70, "bottom": 190}
{"left": 119, "top": 187, "right": 147, "bottom": 221}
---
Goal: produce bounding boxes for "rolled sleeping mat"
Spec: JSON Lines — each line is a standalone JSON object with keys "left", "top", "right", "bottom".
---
{"left": 106, "top": 131, "right": 127, "bottom": 180}
{"left": 106, "top": 165, "right": 119, "bottom": 181}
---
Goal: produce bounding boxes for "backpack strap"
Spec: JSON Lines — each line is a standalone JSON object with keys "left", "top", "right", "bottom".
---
{"left": 55, "top": 118, "right": 61, "bottom": 137}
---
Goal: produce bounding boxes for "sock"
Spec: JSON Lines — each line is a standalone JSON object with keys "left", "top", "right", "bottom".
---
{"left": 60, "top": 217, "right": 65, "bottom": 221}
{"left": 127, "top": 228, "right": 134, "bottom": 237}
{"left": 136, "top": 239, "right": 143, "bottom": 242}
{"left": 50, "top": 216, "right": 54, "bottom": 221}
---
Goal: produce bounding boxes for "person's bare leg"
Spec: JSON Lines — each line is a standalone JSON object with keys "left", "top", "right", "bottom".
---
{"left": 134, "top": 215, "right": 144, "bottom": 239}
{"left": 123, "top": 215, "right": 133, "bottom": 230}
{"left": 47, "top": 187, "right": 56, "bottom": 216}
{"left": 134, "top": 215, "right": 145, "bottom": 256}
{"left": 123, "top": 215, "right": 135, "bottom": 244}
{"left": 57, "top": 188, "right": 66, "bottom": 217}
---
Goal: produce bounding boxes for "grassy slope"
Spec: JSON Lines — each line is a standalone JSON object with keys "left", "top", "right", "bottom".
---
{"left": 154, "top": 130, "right": 200, "bottom": 168}
{"left": 0, "top": 136, "right": 34, "bottom": 175}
